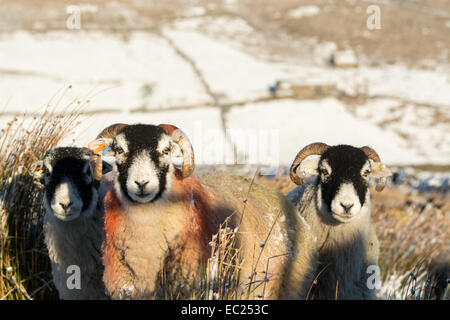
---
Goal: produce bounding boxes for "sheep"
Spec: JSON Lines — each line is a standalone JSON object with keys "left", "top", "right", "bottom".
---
{"left": 285, "top": 143, "right": 392, "bottom": 300}
{"left": 30, "top": 147, "right": 112, "bottom": 300}
{"left": 87, "top": 123, "right": 314, "bottom": 300}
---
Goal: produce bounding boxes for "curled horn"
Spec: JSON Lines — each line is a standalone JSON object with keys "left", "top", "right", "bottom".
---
{"left": 89, "top": 154, "right": 103, "bottom": 189}
{"left": 79, "top": 147, "right": 102, "bottom": 189}
{"left": 90, "top": 123, "right": 128, "bottom": 188}
{"left": 158, "top": 124, "right": 194, "bottom": 179}
{"left": 360, "top": 146, "right": 386, "bottom": 192}
{"left": 289, "top": 142, "right": 329, "bottom": 185}
{"left": 96, "top": 123, "right": 128, "bottom": 139}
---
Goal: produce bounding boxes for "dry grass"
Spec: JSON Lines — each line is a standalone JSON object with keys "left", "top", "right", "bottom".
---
{"left": 202, "top": 215, "right": 243, "bottom": 300}
{"left": 0, "top": 91, "right": 84, "bottom": 300}
{"left": 199, "top": 170, "right": 283, "bottom": 300}
{"left": 372, "top": 188, "right": 449, "bottom": 299}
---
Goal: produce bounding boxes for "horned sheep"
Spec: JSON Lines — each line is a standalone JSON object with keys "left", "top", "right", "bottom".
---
{"left": 285, "top": 143, "right": 392, "bottom": 299}
{"left": 87, "top": 123, "right": 315, "bottom": 300}
{"left": 30, "top": 147, "right": 111, "bottom": 300}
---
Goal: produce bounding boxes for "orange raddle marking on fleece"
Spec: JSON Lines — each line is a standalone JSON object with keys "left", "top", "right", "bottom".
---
{"left": 172, "top": 174, "right": 218, "bottom": 261}
{"left": 102, "top": 172, "right": 218, "bottom": 286}
{"left": 102, "top": 190, "right": 123, "bottom": 285}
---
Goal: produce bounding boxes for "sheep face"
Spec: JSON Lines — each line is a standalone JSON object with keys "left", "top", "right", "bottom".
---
{"left": 30, "top": 147, "right": 111, "bottom": 221}
{"left": 317, "top": 146, "right": 371, "bottom": 223}
{"left": 101, "top": 125, "right": 180, "bottom": 204}
{"left": 297, "top": 145, "right": 391, "bottom": 223}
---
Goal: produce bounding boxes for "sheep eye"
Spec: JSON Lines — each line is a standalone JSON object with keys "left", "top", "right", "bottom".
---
{"left": 162, "top": 147, "right": 171, "bottom": 155}
{"left": 320, "top": 169, "right": 329, "bottom": 176}
{"left": 116, "top": 147, "right": 124, "bottom": 155}
{"left": 363, "top": 170, "right": 371, "bottom": 177}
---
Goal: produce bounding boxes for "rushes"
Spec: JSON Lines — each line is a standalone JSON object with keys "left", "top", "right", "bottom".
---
{"left": 371, "top": 188, "right": 449, "bottom": 300}
{"left": 204, "top": 216, "right": 242, "bottom": 300}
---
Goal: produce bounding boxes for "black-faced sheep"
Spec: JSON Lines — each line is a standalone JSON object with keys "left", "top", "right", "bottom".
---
{"left": 88, "top": 123, "right": 313, "bottom": 300}
{"left": 285, "top": 143, "right": 392, "bottom": 300}
{"left": 30, "top": 147, "right": 112, "bottom": 300}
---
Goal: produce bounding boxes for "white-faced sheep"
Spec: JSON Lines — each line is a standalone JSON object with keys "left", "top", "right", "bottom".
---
{"left": 30, "top": 147, "right": 112, "bottom": 300}
{"left": 285, "top": 143, "right": 392, "bottom": 300}
{"left": 87, "top": 123, "right": 314, "bottom": 300}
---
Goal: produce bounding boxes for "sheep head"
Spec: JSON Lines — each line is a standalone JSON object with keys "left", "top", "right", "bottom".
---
{"left": 289, "top": 143, "right": 391, "bottom": 223}
{"left": 88, "top": 123, "right": 194, "bottom": 204}
{"left": 29, "top": 147, "right": 112, "bottom": 221}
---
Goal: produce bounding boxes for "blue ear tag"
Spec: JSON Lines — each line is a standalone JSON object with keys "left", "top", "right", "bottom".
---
{"left": 102, "top": 145, "right": 110, "bottom": 156}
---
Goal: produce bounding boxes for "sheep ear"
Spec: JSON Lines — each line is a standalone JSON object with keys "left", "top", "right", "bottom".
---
{"left": 88, "top": 139, "right": 114, "bottom": 157}
{"left": 29, "top": 160, "right": 45, "bottom": 179}
{"left": 296, "top": 157, "right": 320, "bottom": 176}
{"left": 369, "top": 162, "right": 392, "bottom": 178}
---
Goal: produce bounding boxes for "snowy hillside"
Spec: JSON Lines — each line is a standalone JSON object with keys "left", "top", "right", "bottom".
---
{"left": 0, "top": 11, "right": 449, "bottom": 169}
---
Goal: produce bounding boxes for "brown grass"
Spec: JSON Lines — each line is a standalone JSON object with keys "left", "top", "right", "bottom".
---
{"left": 372, "top": 187, "right": 449, "bottom": 299}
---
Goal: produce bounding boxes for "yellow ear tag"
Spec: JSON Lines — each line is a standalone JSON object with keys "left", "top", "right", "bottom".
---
{"left": 377, "top": 164, "right": 386, "bottom": 171}
{"left": 93, "top": 144, "right": 107, "bottom": 155}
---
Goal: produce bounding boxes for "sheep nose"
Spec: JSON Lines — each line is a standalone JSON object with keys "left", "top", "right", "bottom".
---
{"left": 60, "top": 202, "right": 72, "bottom": 211}
{"left": 135, "top": 180, "right": 149, "bottom": 190}
{"left": 340, "top": 202, "right": 354, "bottom": 213}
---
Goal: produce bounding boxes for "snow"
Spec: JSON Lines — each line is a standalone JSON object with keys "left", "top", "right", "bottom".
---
{"left": 2, "top": 26, "right": 450, "bottom": 110}
{"left": 164, "top": 22, "right": 450, "bottom": 107}
{"left": 184, "top": 6, "right": 206, "bottom": 17}
{"left": 161, "top": 28, "right": 290, "bottom": 104}
{"left": 332, "top": 50, "right": 358, "bottom": 67}
{"left": 354, "top": 99, "right": 450, "bottom": 165}
{"left": 59, "top": 107, "right": 225, "bottom": 166}
{"left": 288, "top": 6, "right": 321, "bottom": 19}
{"left": 0, "top": 31, "right": 211, "bottom": 112}
{"left": 0, "top": 16, "right": 449, "bottom": 168}
{"left": 226, "top": 98, "right": 422, "bottom": 166}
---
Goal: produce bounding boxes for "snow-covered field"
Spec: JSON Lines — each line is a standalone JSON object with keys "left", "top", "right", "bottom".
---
{"left": 0, "top": 15, "right": 449, "bottom": 169}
